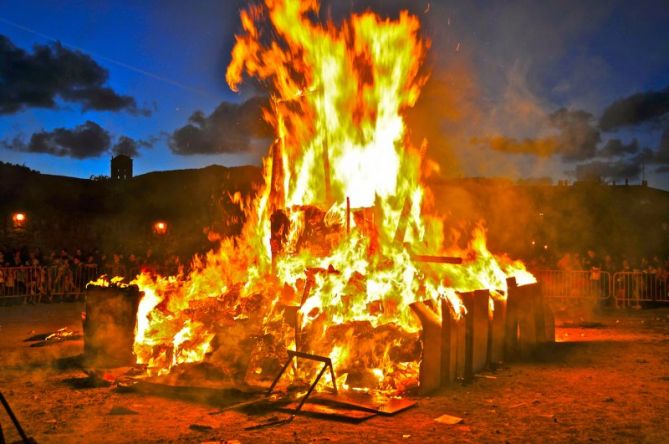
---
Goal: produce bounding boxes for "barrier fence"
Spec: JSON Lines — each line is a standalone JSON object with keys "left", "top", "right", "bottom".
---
{"left": 0, "top": 265, "right": 99, "bottom": 304}
{"left": 535, "top": 269, "right": 612, "bottom": 303}
{"left": 536, "top": 269, "right": 669, "bottom": 307}
{"left": 2, "top": 265, "right": 668, "bottom": 308}
{"left": 612, "top": 271, "right": 669, "bottom": 307}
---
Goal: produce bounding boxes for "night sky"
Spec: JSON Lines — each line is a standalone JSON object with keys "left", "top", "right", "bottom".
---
{"left": 1, "top": 0, "right": 668, "bottom": 189}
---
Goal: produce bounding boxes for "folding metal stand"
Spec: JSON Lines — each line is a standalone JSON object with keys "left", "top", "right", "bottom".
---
{"left": 0, "top": 392, "right": 33, "bottom": 444}
{"left": 245, "top": 350, "right": 338, "bottom": 429}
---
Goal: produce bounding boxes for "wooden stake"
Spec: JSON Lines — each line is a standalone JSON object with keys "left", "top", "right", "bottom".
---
{"left": 440, "top": 299, "right": 459, "bottom": 385}
{"left": 346, "top": 196, "right": 350, "bottom": 234}
{"left": 393, "top": 198, "right": 412, "bottom": 245}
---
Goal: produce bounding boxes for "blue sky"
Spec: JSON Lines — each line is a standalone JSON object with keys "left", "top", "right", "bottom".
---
{"left": 0, "top": 0, "right": 668, "bottom": 188}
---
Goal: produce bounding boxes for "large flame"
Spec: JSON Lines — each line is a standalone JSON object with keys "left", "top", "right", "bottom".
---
{"left": 126, "top": 0, "right": 534, "bottom": 393}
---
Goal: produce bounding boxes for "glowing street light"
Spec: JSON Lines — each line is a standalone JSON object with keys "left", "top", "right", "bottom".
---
{"left": 12, "top": 212, "right": 27, "bottom": 228}
{"left": 153, "top": 221, "right": 168, "bottom": 235}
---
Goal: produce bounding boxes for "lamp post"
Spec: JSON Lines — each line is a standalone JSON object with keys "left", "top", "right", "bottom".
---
{"left": 153, "top": 221, "right": 168, "bottom": 235}
{"left": 11, "top": 212, "right": 27, "bottom": 229}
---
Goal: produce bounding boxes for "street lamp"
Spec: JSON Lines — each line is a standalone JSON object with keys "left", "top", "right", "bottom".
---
{"left": 12, "top": 212, "right": 27, "bottom": 228}
{"left": 153, "top": 221, "right": 168, "bottom": 235}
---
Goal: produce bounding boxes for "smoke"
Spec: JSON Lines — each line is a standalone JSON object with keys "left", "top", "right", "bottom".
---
{"left": 0, "top": 35, "right": 149, "bottom": 116}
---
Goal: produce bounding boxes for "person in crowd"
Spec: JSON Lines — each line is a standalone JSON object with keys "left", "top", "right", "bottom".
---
{"left": 126, "top": 253, "right": 141, "bottom": 281}
{"left": 106, "top": 253, "right": 126, "bottom": 278}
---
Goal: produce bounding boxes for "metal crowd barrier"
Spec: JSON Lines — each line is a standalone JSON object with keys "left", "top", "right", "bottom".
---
{"left": 612, "top": 271, "right": 669, "bottom": 307}
{"left": 535, "top": 269, "right": 613, "bottom": 304}
{"left": 0, "top": 265, "right": 99, "bottom": 304}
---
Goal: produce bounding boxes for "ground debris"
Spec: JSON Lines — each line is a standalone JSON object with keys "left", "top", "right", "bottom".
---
{"left": 243, "top": 414, "right": 294, "bottom": 430}
{"left": 201, "top": 441, "right": 241, "bottom": 444}
{"left": 434, "top": 414, "right": 464, "bottom": 425}
{"left": 25, "top": 327, "right": 82, "bottom": 347}
{"left": 189, "top": 423, "right": 214, "bottom": 432}
{"left": 558, "top": 321, "right": 605, "bottom": 329}
{"left": 109, "top": 406, "right": 138, "bottom": 415}
{"left": 475, "top": 374, "right": 497, "bottom": 380}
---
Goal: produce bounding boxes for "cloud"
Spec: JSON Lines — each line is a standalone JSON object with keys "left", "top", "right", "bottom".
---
{"left": 2, "top": 121, "right": 111, "bottom": 158}
{"left": 599, "top": 85, "right": 669, "bottom": 131}
{"left": 112, "top": 135, "right": 158, "bottom": 157}
{"left": 0, "top": 35, "right": 148, "bottom": 115}
{"left": 169, "top": 96, "right": 272, "bottom": 155}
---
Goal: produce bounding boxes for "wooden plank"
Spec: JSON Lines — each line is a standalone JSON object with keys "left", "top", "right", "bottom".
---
{"left": 411, "top": 255, "right": 463, "bottom": 264}
{"left": 472, "top": 290, "right": 490, "bottom": 373}
{"left": 518, "top": 283, "right": 538, "bottom": 356}
{"left": 308, "top": 393, "right": 381, "bottom": 412}
{"left": 504, "top": 277, "right": 520, "bottom": 360}
{"left": 489, "top": 297, "right": 507, "bottom": 364}
{"left": 280, "top": 402, "right": 377, "bottom": 421}
{"left": 377, "top": 398, "right": 416, "bottom": 415}
{"left": 410, "top": 302, "right": 442, "bottom": 393}
{"left": 308, "top": 393, "right": 416, "bottom": 416}
{"left": 440, "top": 299, "right": 459, "bottom": 385}
{"left": 460, "top": 292, "right": 475, "bottom": 383}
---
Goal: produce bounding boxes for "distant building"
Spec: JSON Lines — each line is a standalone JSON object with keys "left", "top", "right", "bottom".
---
{"left": 111, "top": 155, "right": 133, "bottom": 180}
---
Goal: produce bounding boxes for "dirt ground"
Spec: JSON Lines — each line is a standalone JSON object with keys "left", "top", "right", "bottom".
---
{"left": 1, "top": 302, "right": 669, "bottom": 443}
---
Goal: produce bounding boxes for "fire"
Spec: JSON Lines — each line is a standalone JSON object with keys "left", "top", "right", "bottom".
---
{"left": 120, "top": 0, "right": 534, "bottom": 393}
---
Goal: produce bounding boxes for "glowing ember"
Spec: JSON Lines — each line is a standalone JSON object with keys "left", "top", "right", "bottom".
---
{"left": 112, "top": 0, "right": 535, "bottom": 394}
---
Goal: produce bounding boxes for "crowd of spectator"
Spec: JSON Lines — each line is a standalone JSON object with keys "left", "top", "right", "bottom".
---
{"left": 0, "top": 246, "right": 185, "bottom": 304}
{"left": 553, "top": 250, "right": 669, "bottom": 276}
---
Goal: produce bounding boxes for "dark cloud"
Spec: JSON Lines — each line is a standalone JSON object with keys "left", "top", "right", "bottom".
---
{"left": 112, "top": 135, "right": 158, "bottom": 157}
{"left": 483, "top": 108, "right": 600, "bottom": 162}
{"left": 598, "top": 138, "right": 640, "bottom": 158}
{"left": 169, "top": 96, "right": 272, "bottom": 155}
{"left": 599, "top": 85, "right": 669, "bottom": 131}
{"left": 0, "top": 35, "right": 148, "bottom": 115}
{"left": 2, "top": 121, "right": 111, "bottom": 158}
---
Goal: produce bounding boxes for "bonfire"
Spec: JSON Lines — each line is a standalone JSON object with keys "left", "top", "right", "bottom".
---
{"left": 101, "top": 0, "right": 535, "bottom": 395}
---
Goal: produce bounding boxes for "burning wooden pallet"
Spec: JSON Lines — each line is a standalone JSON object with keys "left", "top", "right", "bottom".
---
{"left": 411, "top": 278, "right": 555, "bottom": 393}
{"left": 84, "top": 279, "right": 554, "bottom": 398}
